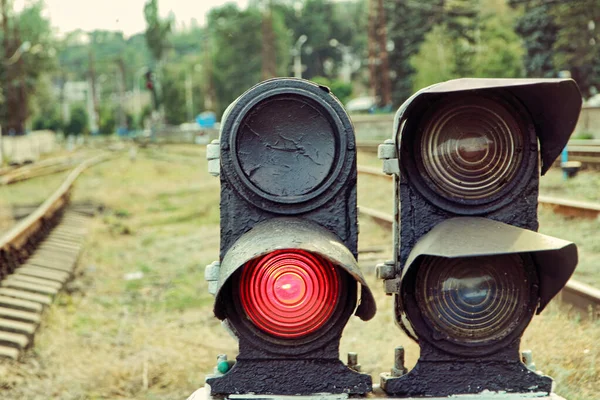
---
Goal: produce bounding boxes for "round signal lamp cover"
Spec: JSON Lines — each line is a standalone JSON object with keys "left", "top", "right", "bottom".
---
{"left": 239, "top": 249, "right": 340, "bottom": 339}
{"left": 417, "top": 95, "right": 528, "bottom": 202}
{"left": 415, "top": 254, "right": 532, "bottom": 345}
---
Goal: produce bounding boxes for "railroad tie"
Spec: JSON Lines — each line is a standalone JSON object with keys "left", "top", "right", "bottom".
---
{"left": 0, "top": 209, "right": 91, "bottom": 359}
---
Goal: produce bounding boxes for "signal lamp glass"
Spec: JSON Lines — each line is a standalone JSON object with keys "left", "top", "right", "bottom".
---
{"left": 239, "top": 249, "right": 340, "bottom": 339}
{"left": 415, "top": 254, "right": 531, "bottom": 344}
{"left": 418, "top": 96, "right": 526, "bottom": 201}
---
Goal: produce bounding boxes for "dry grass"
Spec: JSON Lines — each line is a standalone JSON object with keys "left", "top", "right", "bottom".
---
{"left": 0, "top": 146, "right": 597, "bottom": 399}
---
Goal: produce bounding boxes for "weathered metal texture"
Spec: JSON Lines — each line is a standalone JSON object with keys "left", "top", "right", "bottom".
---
{"left": 402, "top": 218, "right": 577, "bottom": 313}
{"left": 212, "top": 78, "right": 372, "bottom": 395}
{"left": 380, "top": 348, "right": 553, "bottom": 397}
{"left": 213, "top": 218, "right": 375, "bottom": 321}
{"left": 218, "top": 78, "right": 358, "bottom": 260}
{"left": 380, "top": 79, "right": 582, "bottom": 397}
{"left": 207, "top": 359, "right": 371, "bottom": 396}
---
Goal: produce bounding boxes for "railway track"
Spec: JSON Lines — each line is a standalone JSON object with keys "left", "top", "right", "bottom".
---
{"left": 356, "top": 165, "right": 600, "bottom": 319}
{"left": 0, "top": 153, "right": 91, "bottom": 185}
{"left": 357, "top": 165, "right": 600, "bottom": 219}
{"left": 0, "top": 154, "right": 108, "bottom": 359}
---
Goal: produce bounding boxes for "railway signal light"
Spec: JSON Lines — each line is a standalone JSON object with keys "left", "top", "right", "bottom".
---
{"left": 377, "top": 78, "right": 582, "bottom": 397}
{"left": 204, "top": 78, "right": 375, "bottom": 396}
{"left": 145, "top": 70, "right": 155, "bottom": 91}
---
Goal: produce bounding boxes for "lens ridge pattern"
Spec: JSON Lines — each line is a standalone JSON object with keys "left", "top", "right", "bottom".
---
{"left": 240, "top": 250, "right": 340, "bottom": 339}
{"left": 418, "top": 96, "right": 525, "bottom": 201}
{"left": 416, "top": 255, "right": 529, "bottom": 344}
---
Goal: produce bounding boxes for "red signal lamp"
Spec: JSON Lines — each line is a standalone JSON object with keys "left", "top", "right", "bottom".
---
{"left": 239, "top": 249, "right": 340, "bottom": 339}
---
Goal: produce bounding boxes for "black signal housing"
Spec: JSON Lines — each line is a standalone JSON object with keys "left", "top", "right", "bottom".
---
{"left": 205, "top": 79, "right": 375, "bottom": 396}
{"left": 379, "top": 78, "right": 581, "bottom": 397}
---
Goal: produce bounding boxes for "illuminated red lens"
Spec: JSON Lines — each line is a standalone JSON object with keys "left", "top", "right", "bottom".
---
{"left": 239, "top": 250, "right": 340, "bottom": 339}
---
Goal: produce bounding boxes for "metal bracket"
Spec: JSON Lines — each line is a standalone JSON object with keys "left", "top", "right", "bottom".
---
{"left": 378, "top": 139, "right": 399, "bottom": 176}
{"left": 376, "top": 261, "right": 395, "bottom": 280}
{"left": 383, "top": 278, "right": 400, "bottom": 295}
{"left": 206, "top": 140, "right": 220, "bottom": 177}
{"left": 204, "top": 260, "right": 220, "bottom": 296}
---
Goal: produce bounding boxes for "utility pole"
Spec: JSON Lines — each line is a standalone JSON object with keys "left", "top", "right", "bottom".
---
{"left": 204, "top": 34, "right": 215, "bottom": 111}
{"left": 367, "top": 0, "right": 378, "bottom": 99}
{"left": 261, "top": 0, "right": 277, "bottom": 80}
{"left": 117, "top": 58, "right": 127, "bottom": 130}
{"left": 368, "top": 0, "right": 391, "bottom": 108}
{"left": 1, "top": 0, "right": 14, "bottom": 135}
{"left": 88, "top": 49, "right": 100, "bottom": 133}
{"left": 377, "top": 0, "right": 391, "bottom": 107}
{"left": 186, "top": 70, "right": 193, "bottom": 121}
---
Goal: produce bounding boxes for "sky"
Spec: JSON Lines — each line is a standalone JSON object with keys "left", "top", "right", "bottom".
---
{"left": 14, "top": 0, "right": 250, "bottom": 37}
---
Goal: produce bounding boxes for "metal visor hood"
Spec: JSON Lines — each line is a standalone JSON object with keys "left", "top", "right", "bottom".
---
{"left": 213, "top": 218, "right": 376, "bottom": 321}
{"left": 393, "top": 78, "right": 582, "bottom": 175}
{"left": 402, "top": 217, "right": 578, "bottom": 313}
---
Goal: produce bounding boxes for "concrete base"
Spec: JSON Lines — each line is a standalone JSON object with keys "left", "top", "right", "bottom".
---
{"left": 186, "top": 386, "right": 567, "bottom": 400}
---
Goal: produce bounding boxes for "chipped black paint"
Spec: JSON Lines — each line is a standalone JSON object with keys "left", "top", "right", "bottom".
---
{"left": 211, "top": 78, "right": 370, "bottom": 395}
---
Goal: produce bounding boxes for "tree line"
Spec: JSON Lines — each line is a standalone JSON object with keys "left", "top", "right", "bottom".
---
{"left": 1, "top": 0, "right": 599, "bottom": 135}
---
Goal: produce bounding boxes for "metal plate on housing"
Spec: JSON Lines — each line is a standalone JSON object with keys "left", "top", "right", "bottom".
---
{"left": 213, "top": 218, "right": 376, "bottom": 321}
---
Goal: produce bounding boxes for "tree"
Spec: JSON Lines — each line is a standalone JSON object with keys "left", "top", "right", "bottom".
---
{"left": 0, "top": 0, "right": 56, "bottom": 134}
{"left": 98, "top": 104, "right": 116, "bottom": 135}
{"left": 207, "top": 3, "right": 289, "bottom": 117}
{"left": 443, "top": 0, "right": 479, "bottom": 77}
{"left": 509, "top": 0, "right": 559, "bottom": 78}
{"left": 65, "top": 105, "right": 88, "bottom": 135}
{"left": 143, "top": 0, "right": 172, "bottom": 63}
{"left": 551, "top": 0, "right": 600, "bottom": 98}
{"left": 161, "top": 65, "right": 187, "bottom": 125}
{"left": 311, "top": 76, "right": 353, "bottom": 105}
{"left": 386, "top": 0, "right": 443, "bottom": 106}
{"left": 411, "top": 1, "right": 524, "bottom": 91}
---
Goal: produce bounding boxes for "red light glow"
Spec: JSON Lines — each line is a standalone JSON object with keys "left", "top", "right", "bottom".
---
{"left": 239, "top": 250, "right": 340, "bottom": 339}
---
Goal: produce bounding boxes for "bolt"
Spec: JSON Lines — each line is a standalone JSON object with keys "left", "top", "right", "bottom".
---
{"left": 391, "top": 346, "right": 408, "bottom": 377}
{"left": 347, "top": 352, "right": 361, "bottom": 372}
{"left": 216, "top": 354, "right": 235, "bottom": 374}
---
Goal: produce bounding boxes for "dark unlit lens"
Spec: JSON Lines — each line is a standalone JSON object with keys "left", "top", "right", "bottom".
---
{"left": 236, "top": 96, "right": 336, "bottom": 197}
{"left": 418, "top": 96, "right": 525, "bottom": 201}
{"left": 416, "top": 254, "right": 530, "bottom": 344}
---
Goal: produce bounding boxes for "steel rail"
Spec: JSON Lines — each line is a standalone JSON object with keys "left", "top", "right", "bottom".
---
{"left": 0, "top": 154, "right": 92, "bottom": 185}
{"left": 357, "top": 165, "right": 600, "bottom": 219}
{"left": 0, "top": 153, "right": 110, "bottom": 358}
{"left": 0, "top": 154, "right": 109, "bottom": 255}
